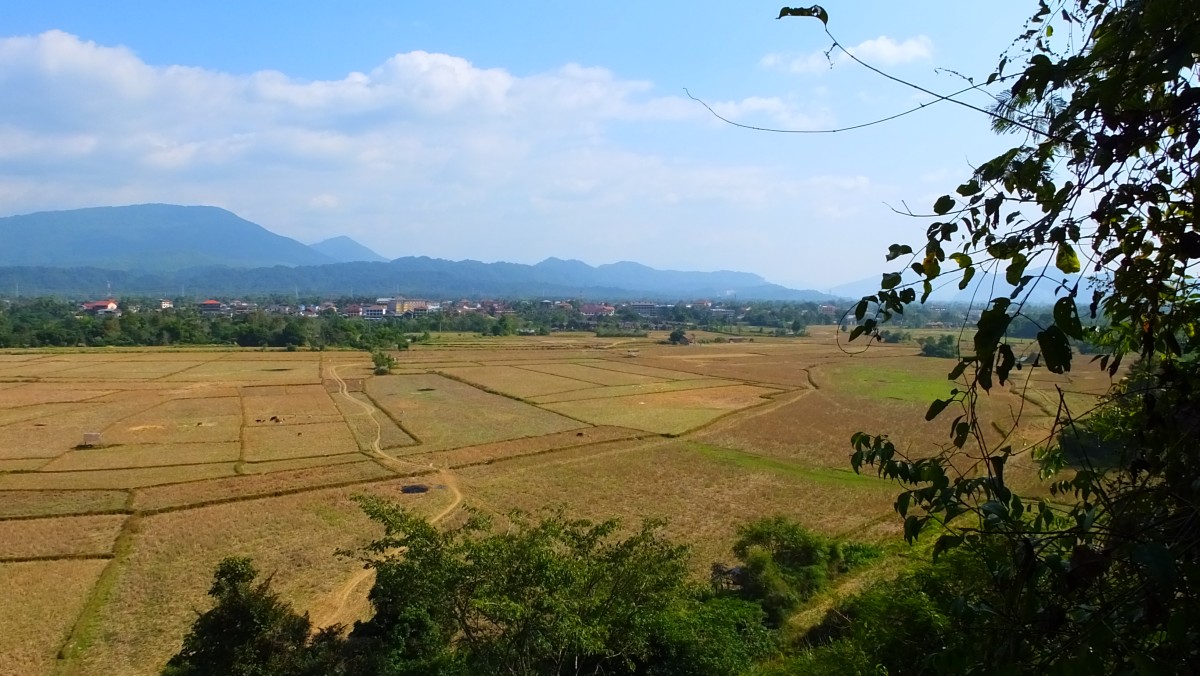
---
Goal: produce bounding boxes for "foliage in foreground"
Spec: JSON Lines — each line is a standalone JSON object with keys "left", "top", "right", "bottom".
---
{"left": 170, "top": 506, "right": 868, "bottom": 675}
{"left": 806, "top": 0, "right": 1200, "bottom": 671}
{"left": 163, "top": 557, "right": 344, "bottom": 676}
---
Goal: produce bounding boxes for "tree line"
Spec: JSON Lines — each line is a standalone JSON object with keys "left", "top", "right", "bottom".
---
{"left": 164, "top": 506, "right": 881, "bottom": 676}
{"left": 0, "top": 298, "right": 852, "bottom": 349}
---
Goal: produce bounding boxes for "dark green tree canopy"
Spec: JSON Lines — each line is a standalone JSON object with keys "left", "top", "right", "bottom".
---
{"left": 796, "top": 0, "right": 1200, "bottom": 671}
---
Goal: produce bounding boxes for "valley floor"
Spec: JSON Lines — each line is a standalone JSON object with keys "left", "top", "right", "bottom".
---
{"left": 0, "top": 327, "right": 1111, "bottom": 675}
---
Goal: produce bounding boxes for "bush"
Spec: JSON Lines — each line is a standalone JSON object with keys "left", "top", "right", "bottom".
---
{"left": 717, "top": 516, "right": 875, "bottom": 627}
{"left": 371, "top": 350, "right": 396, "bottom": 375}
{"left": 917, "top": 334, "right": 956, "bottom": 358}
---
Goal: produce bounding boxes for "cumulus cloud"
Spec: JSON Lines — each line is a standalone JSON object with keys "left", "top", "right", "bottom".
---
{"left": 0, "top": 30, "right": 887, "bottom": 284}
{"left": 761, "top": 35, "right": 933, "bottom": 74}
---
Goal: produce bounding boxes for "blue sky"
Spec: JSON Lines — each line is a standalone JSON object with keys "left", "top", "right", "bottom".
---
{"left": 2, "top": 1, "right": 1036, "bottom": 289}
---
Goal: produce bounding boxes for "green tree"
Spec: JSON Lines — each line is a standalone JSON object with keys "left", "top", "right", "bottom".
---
{"left": 802, "top": 0, "right": 1200, "bottom": 670}
{"left": 164, "top": 557, "right": 346, "bottom": 676}
{"left": 916, "top": 333, "right": 955, "bottom": 358}
{"left": 348, "top": 498, "right": 773, "bottom": 675}
{"left": 371, "top": 350, "right": 396, "bottom": 375}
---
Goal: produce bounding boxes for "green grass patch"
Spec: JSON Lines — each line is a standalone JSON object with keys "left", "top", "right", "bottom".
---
{"left": 829, "top": 363, "right": 956, "bottom": 404}
{"left": 684, "top": 442, "right": 884, "bottom": 488}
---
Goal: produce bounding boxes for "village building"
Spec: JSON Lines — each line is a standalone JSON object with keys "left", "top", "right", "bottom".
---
{"left": 198, "top": 299, "right": 228, "bottom": 316}
{"left": 80, "top": 299, "right": 120, "bottom": 316}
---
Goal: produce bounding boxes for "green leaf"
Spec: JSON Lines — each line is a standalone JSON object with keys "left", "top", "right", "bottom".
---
{"left": 903, "top": 515, "right": 925, "bottom": 543}
{"left": 932, "top": 534, "right": 963, "bottom": 561}
{"left": 933, "top": 195, "right": 956, "bottom": 215}
{"left": 881, "top": 272, "right": 902, "bottom": 290}
{"left": 948, "top": 252, "right": 972, "bottom": 268}
{"left": 923, "top": 254, "right": 941, "bottom": 279}
{"left": 1053, "top": 297, "right": 1083, "bottom": 339}
{"left": 1055, "top": 242, "right": 1081, "bottom": 273}
{"left": 777, "top": 5, "right": 829, "bottom": 24}
{"left": 1005, "top": 254, "right": 1029, "bottom": 286}
{"left": 953, "top": 421, "right": 970, "bottom": 448}
{"left": 959, "top": 266, "right": 976, "bottom": 290}
{"left": 975, "top": 300, "right": 1012, "bottom": 392}
{"left": 925, "top": 398, "right": 950, "bottom": 421}
{"left": 997, "top": 343, "right": 1016, "bottom": 385}
{"left": 948, "top": 359, "right": 969, "bottom": 381}
{"left": 1037, "top": 326, "right": 1072, "bottom": 374}
{"left": 956, "top": 180, "right": 981, "bottom": 197}
{"left": 886, "top": 243, "right": 913, "bottom": 261}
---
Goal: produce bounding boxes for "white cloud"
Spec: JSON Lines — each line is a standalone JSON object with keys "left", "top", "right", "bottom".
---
{"left": 762, "top": 35, "right": 933, "bottom": 74}
{"left": 848, "top": 35, "right": 934, "bottom": 64}
{"left": 0, "top": 30, "right": 912, "bottom": 285}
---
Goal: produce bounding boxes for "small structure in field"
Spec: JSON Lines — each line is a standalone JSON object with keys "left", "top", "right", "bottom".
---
{"left": 80, "top": 432, "right": 102, "bottom": 448}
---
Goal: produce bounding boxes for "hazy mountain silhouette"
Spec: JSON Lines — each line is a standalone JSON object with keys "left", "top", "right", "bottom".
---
{"left": 0, "top": 205, "right": 835, "bottom": 300}
{"left": 308, "top": 236, "right": 388, "bottom": 263}
{"left": 0, "top": 204, "right": 335, "bottom": 270}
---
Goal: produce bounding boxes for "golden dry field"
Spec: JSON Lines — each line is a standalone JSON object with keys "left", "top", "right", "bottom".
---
{"left": 0, "top": 327, "right": 1115, "bottom": 675}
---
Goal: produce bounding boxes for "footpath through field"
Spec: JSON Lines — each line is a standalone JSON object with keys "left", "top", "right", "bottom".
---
{"left": 308, "top": 362, "right": 464, "bottom": 629}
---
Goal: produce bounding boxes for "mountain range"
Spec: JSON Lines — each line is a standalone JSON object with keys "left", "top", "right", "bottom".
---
{"left": 308, "top": 236, "right": 389, "bottom": 263}
{"left": 0, "top": 204, "right": 833, "bottom": 301}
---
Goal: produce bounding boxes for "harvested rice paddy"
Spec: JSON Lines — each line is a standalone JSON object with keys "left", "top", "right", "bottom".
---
{"left": 0, "top": 330, "right": 1106, "bottom": 674}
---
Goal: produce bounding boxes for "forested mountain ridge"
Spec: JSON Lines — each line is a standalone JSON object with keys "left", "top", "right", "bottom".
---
{"left": 0, "top": 204, "right": 336, "bottom": 270}
{"left": 0, "top": 204, "right": 828, "bottom": 300}
{"left": 0, "top": 258, "right": 830, "bottom": 300}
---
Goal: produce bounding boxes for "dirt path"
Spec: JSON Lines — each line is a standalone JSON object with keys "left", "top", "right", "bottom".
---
{"left": 309, "top": 359, "right": 464, "bottom": 630}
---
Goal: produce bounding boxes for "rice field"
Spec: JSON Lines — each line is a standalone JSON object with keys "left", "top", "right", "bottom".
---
{"left": 0, "top": 332, "right": 1108, "bottom": 675}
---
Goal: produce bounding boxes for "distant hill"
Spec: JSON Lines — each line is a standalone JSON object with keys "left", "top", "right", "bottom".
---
{"left": 0, "top": 204, "right": 835, "bottom": 300}
{"left": 0, "top": 256, "right": 835, "bottom": 301}
{"left": 309, "top": 236, "right": 388, "bottom": 263}
{"left": 0, "top": 204, "right": 335, "bottom": 270}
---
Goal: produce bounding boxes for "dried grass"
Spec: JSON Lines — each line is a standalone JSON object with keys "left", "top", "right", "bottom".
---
{"left": 404, "top": 426, "right": 644, "bottom": 468}
{"left": 0, "top": 463, "right": 236, "bottom": 491}
{"left": 0, "top": 458, "right": 50, "bottom": 472}
{"left": 0, "top": 396, "right": 171, "bottom": 460}
{"left": 0, "top": 514, "right": 126, "bottom": 559}
{"left": 437, "top": 366, "right": 595, "bottom": 398}
{"left": 241, "top": 453, "right": 367, "bottom": 474}
{"left": 332, "top": 392, "right": 416, "bottom": 451}
{"left": 46, "top": 360, "right": 203, "bottom": 381}
{"left": 242, "top": 422, "right": 360, "bottom": 462}
{"left": 243, "top": 385, "right": 344, "bottom": 426}
{"left": 75, "top": 480, "right": 453, "bottom": 675}
{"left": 368, "top": 374, "right": 583, "bottom": 452}
{"left": 539, "top": 384, "right": 782, "bottom": 435}
{"left": 0, "top": 490, "right": 128, "bottom": 519}
{"left": 458, "top": 438, "right": 898, "bottom": 569}
{"left": 102, "top": 397, "right": 241, "bottom": 445}
{"left": 163, "top": 359, "right": 320, "bottom": 384}
{"left": 517, "top": 363, "right": 666, "bottom": 386}
{"left": 527, "top": 377, "right": 736, "bottom": 404}
{"left": 129, "top": 461, "right": 395, "bottom": 512}
{"left": 0, "top": 559, "right": 107, "bottom": 676}
{"left": 41, "top": 443, "right": 240, "bottom": 472}
{"left": 0, "top": 384, "right": 115, "bottom": 407}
